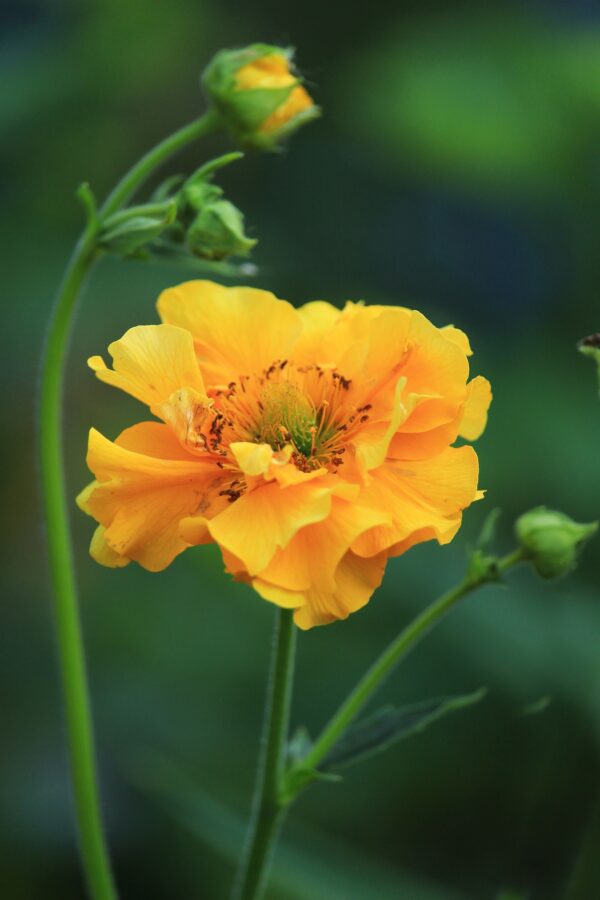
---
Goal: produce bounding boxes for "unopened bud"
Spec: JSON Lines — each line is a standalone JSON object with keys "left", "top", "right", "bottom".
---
{"left": 187, "top": 198, "right": 256, "bottom": 260}
{"left": 202, "top": 44, "right": 319, "bottom": 150}
{"left": 515, "top": 507, "right": 597, "bottom": 579}
{"left": 176, "top": 153, "right": 256, "bottom": 260}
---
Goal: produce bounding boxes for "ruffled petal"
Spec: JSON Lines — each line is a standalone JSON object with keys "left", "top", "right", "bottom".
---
{"left": 251, "top": 496, "right": 391, "bottom": 595}
{"left": 157, "top": 281, "right": 301, "bottom": 385}
{"left": 459, "top": 376, "right": 492, "bottom": 441}
{"left": 88, "top": 324, "right": 207, "bottom": 414}
{"left": 253, "top": 545, "right": 388, "bottom": 629}
{"left": 89, "top": 525, "right": 130, "bottom": 568}
{"left": 77, "top": 427, "right": 223, "bottom": 571}
{"left": 199, "top": 476, "right": 346, "bottom": 576}
{"left": 399, "top": 312, "right": 470, "bottom": 434}
{"left": 293, "top": 550, "right": 388, "bottom": 629}
{"left": 352, "top": 446, "right": 480, "bottom": 558}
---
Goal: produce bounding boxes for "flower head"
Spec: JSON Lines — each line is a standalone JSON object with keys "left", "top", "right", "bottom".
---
{"left": 78, "top": 281, "right": 491, "bottom": 628}
{"left": 202, "top": 44, "right": 319, "bottom": 150}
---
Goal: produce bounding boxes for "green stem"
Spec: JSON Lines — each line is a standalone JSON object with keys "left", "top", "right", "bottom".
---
{"left": 100, "top": 110, "right": 220, "bottom": 217}
{"left": 39, "top": 108, "right": 221, "bottom": 900}
{"left": 232, "top": 609, "right": 297, "bottom": 900}
{"left": 301, "top": 549, "right": 525, "bottom": 773}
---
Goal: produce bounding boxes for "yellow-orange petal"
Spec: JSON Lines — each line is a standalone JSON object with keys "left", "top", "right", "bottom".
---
{"left": 398, "top": 312, "right": 470, "bottom": 434}
{"left": 235, "top": 53, "right": 296, "bottom": 90}
{"left": 230, "top": 441, "right": 278, "bottom": 477}
{"left": 353, "top": 377, "right": 410, "bottom": 473}
{"left": 113, "top": 420, "right": 199, "bottom": 460}
{"left": 254, "top": 496, "right": 391, "bottom": 595}
{"left": 88, "top": 324, "right": 207, "bottom": 413}
{"left": 89, "top": 525, "right": 130, "bottom": 568}
{"left": 388, "top": 419, "right": 461, "bottom": 461}
{"left": 441, "top": 325, "right": 473, "bottom": 356}
{"left": 292, "top": 550, "right": 388, "bottom": 629}
{"left": 458, "top": 376, "right": 492, "bottom": 441}
{"left": 156, "top": 387, "right": 213, "bottom": 455}
{"left": 294, "top": 301, "right": 342, "bottom": 366}
{"left": 80, "top": 427, "right": 222, "bottom": 572}
{"left": 261, "top": 85, "right": 314, "bottom": 134}
{"left": 352, "top": 446, "right": 480, "bottom": 558}
{"left": 203, "top": 477, "right": 342, "bottom": 576}
{"left": 156, "top": 281, "right": 301, "bottom": 386}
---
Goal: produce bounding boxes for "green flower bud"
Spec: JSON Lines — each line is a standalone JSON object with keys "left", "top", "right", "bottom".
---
{"left": 515, "top": 507, "right": 597, "bottom": 579}
{"left": 175, "top": 153, "right": 256, "bottom": 260}
{"left": 202, "top": 44, "right": 320, "bottom": 150}
{"left": 186, "top": 198, "right": 256, "bottom": 260}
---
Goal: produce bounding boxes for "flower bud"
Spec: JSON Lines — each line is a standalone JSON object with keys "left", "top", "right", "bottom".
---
{"left": 186, "top": 198, "right": 256, "bottom": 260}
{"left": 202, "top": 44, "right": 319, "bottom": 150}
{"left": 176, "top": 154, "right": 256, "bottom": 260}
{"left": 515, "top": 507, "right": 597, "bottom": 579}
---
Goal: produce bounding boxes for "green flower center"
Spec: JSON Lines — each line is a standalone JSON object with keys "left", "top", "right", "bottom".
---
{"left": 255, "top": 382, "right": 316, "bottom": 456}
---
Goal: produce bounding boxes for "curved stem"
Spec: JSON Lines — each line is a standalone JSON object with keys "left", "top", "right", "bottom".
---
{"left": 100, "top": 110, "right": 220, "bottom": 217}
{"left": 232, "top": 609, "right": 297, "bottom": 900}
{"left": 301, "top": 549, "right": 526, "bottom": 772}
{"left": 39, "top": 108, "right": 222, "bottom": 900}
{"left": 40, "top": 232, "right": 117, "bottom": 900}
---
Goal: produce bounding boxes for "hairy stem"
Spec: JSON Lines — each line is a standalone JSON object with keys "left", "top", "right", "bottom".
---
{"left": 232, "top": 609, "right": 297, "bottom": 900}
{"left": 39, "top": 109, "right": 221, "bottom": 900}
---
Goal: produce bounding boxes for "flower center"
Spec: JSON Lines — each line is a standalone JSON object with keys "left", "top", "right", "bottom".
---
{"left": 254, "top": 382, "right": 316, "bottom": 456}
{"left": 190, "top": 360, "right": 370, "bottom": 476}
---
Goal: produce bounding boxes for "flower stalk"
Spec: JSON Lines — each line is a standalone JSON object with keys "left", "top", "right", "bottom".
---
{"left": 39, "top": 109, "right": 221, "bottom": 900}
{"left": 232, "top": 608, "right": 296, "bottom": 900}
{"left": 231, "top": 548, "right": 526, "bottom": 899}
{"left": 297, "top": 548, "right": 526, "bottom": 776}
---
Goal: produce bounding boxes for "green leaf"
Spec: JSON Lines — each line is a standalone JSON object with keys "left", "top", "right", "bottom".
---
{"left": 477, "top": 507, "right": 502, "bottom": 551}
{"left": 322, "top": 688, "right": 487, "bottom": 771}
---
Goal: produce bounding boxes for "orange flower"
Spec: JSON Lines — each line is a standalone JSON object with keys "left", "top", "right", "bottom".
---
{"left": 77, "top": 281, "right": 491, "bottom": 629}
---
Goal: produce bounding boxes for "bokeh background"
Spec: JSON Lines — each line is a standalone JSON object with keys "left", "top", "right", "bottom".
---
{"left": 3, "top": 1, "right": 600, "bottom": 898}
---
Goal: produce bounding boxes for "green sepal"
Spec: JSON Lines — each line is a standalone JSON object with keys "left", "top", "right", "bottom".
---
{"left": 466, "top": 548, "right": 500, "bottom": 585}
{"left": 476, "top": 507, "right": 502, "bottom": 552}
{"left": 76, "top": 182, "right": 99, "bottom": 229}
{"left": 151, "top": 174, "right": 185, "bottom": 202}
{"left": 321, "top": 688, "right": 487, "bottom": 771}
{"left": 185, "top": 152, "right": 244, "bottom": 187}
{"left": 99, "top": 199, "right": 176, "bottom": 257}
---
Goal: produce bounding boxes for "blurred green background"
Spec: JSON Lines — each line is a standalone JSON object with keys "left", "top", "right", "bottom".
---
{"left": 3, "top": 1, "right": 600, "bottom": 898}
